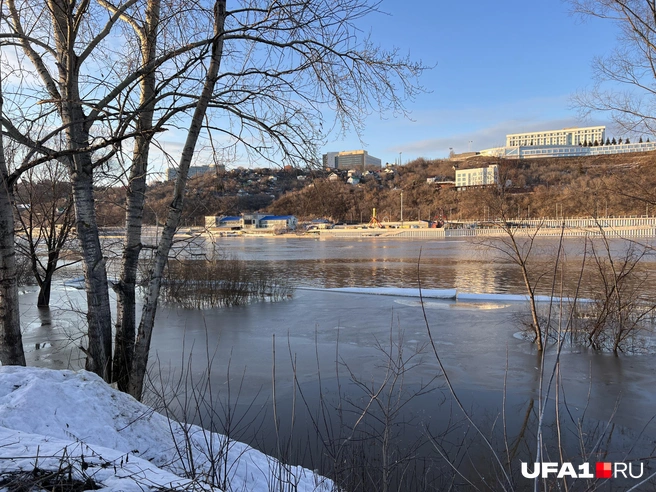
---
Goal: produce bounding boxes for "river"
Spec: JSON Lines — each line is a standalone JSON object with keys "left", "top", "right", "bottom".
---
{"left": 18, "top": 235, "right": 656, "bottom": 490}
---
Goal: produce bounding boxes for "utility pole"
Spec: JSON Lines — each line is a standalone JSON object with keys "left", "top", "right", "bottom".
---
{"left": 400, "top": 191, "right": 404, "bottom": 227}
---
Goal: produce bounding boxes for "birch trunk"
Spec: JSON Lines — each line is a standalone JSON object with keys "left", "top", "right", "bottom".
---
{"left": 71, "top": 158, "right": 113, "bottom": 380}
{"left": 129, "top": 0, "right": 226, "bottom": 400}
{"left": 114, "top": 0, "right": 160, "bottom": 392}
{"left": 47, "top": 0, "right": 113, "bottom": 380}
{"left": 0, "top": 93, "right": 25, "bottom": 365}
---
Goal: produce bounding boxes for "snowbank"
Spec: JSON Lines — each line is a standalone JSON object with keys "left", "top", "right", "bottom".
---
{"left": 0, "top": 367, "right": 332, "bottom": 491}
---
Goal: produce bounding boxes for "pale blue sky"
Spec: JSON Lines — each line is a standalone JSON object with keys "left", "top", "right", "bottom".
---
{"left": 151, "top": 0, "right": 624, "bottom": 174}
{"left": 325, "top": 0, "right": 622, "bottom": 165}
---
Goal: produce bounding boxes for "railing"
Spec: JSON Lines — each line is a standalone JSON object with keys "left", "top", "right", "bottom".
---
{"left": 319, "top": 217, "right": 656, "bottom": 239}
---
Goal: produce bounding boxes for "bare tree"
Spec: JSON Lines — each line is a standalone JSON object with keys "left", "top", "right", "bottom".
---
{"left": 0, "top": 0, "right": 425, "bottom": 398}
{"left": 570, "top": 0, "right": 656, "bottom": 134}
{"left": 14, "top": 162, "right": 76, "bottom": 307}
{"left": 473, "top": 188, "right": 554, "bottom": 351}
{"left": 0, "top": 0, "right": 226, "bottom": 378}
{"left": 109, "top": 0, "right": 426, "bottom": 399}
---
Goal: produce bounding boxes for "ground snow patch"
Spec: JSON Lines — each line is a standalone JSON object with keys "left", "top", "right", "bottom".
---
{"left": 0, "top": 366, "right": 333, "bottom": 491}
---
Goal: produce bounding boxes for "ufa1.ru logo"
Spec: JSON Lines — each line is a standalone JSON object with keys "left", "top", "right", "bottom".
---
{"left": 521, "top": 462, "right": 644, "bottom": 479}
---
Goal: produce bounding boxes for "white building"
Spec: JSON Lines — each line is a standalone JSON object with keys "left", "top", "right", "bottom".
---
{"left": 506, "top": 126, "right": 606, "bottom": 147}
{"left": 242, "top": 213, "right": 297, "bottom": 231}
{"left": 480, "top": 141, "right": 656, "bottom": 159}
{"left": 455, "top": 164, "right": 498, "bottom": 189}
{"left": 478, "top": 124, "right": 656, "bottom": 159}
{"left": 205, "top": 214, "right": 297, "bottom": 231}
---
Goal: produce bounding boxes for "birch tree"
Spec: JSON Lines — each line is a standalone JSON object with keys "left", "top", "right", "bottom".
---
{"left": 0, "top": 0, "right": 425, "bottom": 398}
{"left": 0, "top": 0, "right": 219, "bottom": 377}
{"left": 0, "top": 0, "right": 157, "bottom": 377}
{"left": 0, "top": 78, "right": 24, "bottom": 366}
{"left": 117, "top": 0, "right": 426, "bottom": 400}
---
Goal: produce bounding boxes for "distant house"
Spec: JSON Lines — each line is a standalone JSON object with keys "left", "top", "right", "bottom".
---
{"left": 307, "top": 218, "right": 333, "bottom": 230}
{"left": 205, "top": 216, "right": 242, "bottom": 229}
{"left": 242, "top": 213, "right": 297, "bottom": 231}
{"left": 258, "top": 215, "right": 297, "bottom": 231}
{"left": 427, "top": 177, "right": 456, "bottom": 188}
{"left": 206, "top": 214, "right": 297, "bottom": 232}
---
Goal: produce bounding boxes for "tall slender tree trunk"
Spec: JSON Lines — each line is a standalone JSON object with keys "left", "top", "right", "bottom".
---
{"left": 129, "top": 0, "right": 226, "bottom": 400}
{"left": 114, "top": 0, "right": 160, "bottom": 392}
{"left": 71, "top": 159, "right": 113, "bottom": 380}
{"left": 46, "top": 0, "right": 113, "bottom": 380}
{"left": 0, "top": 94, "right": 25, "bottom": 365}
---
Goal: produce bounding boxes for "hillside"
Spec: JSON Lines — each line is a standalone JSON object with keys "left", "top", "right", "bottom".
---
{"left": 266, "top": 152, "right": 656, "bottom": 223}
{"left": 94, "top": 151, "right": 656, "bottom": 226}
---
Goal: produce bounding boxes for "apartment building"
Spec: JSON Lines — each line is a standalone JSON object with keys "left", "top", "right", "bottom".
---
{"left": 455, "top": 164, "right": 499, "bottom": 189}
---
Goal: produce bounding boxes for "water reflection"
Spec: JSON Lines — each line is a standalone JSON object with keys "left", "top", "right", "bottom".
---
{"left": 21, "top": 236, "right": 656, "bottom": 490}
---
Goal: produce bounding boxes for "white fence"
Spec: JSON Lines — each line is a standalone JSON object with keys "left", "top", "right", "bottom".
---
{"left": 320, "top": 216, "right": 656, "bottom": 239}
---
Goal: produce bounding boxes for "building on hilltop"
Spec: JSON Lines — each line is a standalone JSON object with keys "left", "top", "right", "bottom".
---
{"left": 166, "top": 163, "right": 225, "bottom": 181}
{"left": 479, "top": 125, "right": 656, "bottom": 159}
{"left": 506, "top": 126, "right": 606, "bottom": 147}
{"left": 455, "top": 164, "right": 498, "bottom": 190}
{"left": 480, "top": 141, "right": 656, "bottom": 159}
{"left": 322, "top": 150, "right": 381, "bottom": 170}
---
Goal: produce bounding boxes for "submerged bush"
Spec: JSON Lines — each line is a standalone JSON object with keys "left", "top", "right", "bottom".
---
{"left": 155, "top": 257, "right": 293, "bottom": 309}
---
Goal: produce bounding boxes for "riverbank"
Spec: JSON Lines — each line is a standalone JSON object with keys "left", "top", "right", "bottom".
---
{"left": 195, "top": 215, "right": 656, "bottom": 240}
{"left": 0, "top": 366, "right": 333, "bottom": 492}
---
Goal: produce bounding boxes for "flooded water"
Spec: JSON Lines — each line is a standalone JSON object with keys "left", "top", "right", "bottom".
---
{"left": 19, "top": 236, "right": 656, "bottom": 490}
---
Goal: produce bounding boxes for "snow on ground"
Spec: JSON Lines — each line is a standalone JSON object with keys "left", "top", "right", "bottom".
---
{"left": 0, "top": 366, "right": 333, "bottom": 491}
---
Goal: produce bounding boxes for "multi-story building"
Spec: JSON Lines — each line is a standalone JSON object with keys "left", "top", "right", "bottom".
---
{"left": 455, "top": 164, "right": 498, "bottom": 189}
{"left": 479, "top": 124, "right": 656, "bottom": 159}
{"left": 166, "top": 163, "right": 225, "bottom": 181}
{"left": 480, "top": 141, "right": 656, "bottom": 159}
{"left": 506, "top": 126, "right": 606, "bottom": 147}
{"left": 322, "top": 150, "right": 381, "bottom": 170}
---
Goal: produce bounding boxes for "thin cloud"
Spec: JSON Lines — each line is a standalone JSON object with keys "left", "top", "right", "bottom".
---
{"left": 389, "top": 116, "right": 609, "bottom": 158}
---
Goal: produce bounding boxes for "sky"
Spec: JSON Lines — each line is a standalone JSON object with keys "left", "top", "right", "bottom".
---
{"left": 322, "top": 0, "right": 623, "bottom": 165}
{"left": 148, "top": 0, "right": 626, "bottom": 174}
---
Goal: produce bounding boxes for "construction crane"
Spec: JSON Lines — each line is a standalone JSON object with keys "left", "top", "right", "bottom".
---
{"left": 367, "top": 208, "right": 384, "bottom": 228}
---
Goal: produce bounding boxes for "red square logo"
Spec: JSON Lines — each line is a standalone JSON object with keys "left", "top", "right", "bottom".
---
{"left": 596, "top": 462, "right": 612, "bottom": 479}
